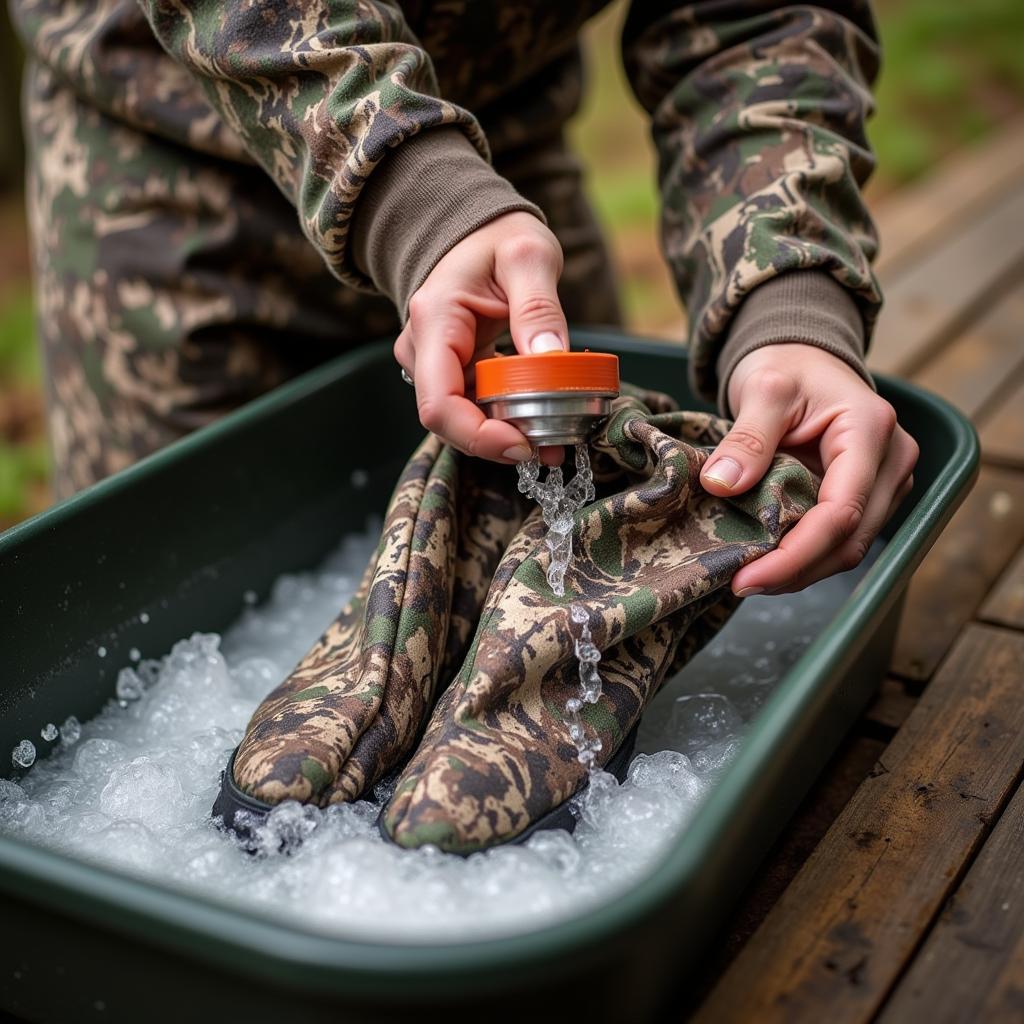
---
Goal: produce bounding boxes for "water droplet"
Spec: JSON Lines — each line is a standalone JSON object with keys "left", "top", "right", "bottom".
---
{"left": 97, "top": 646, "right": 107, "bottom": 658}
{"left": 60, "top": 715, "right": 82, "bottom": 745}
{"left": 115, "top": 668, "right": 144, "bottom": 702}
{"left": 139, "top": 612, "right": 150, "bottom": 624}
{"left": 11, "top": 740, "right": 36, "bottom": 769}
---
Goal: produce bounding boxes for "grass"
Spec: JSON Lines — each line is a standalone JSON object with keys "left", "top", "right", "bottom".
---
{"left": 0, "top": 0, "right": 1022, "bottom": 524}
{"left": 0, "top": 436, "right": 48, "bottom": 522}
{"left": 0, "top": 285, "right": 37, "bottom": 382}
{"left": 0, "top": 284, "right": 48, "bottom": 525}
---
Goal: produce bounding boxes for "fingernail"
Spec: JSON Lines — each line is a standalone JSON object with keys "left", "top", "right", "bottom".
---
{"left": 502, "top": 445, "right": 533, "bottom": 462}
{"left": 529, "top": 332, "right": 564, "bottom": 354}
{"left": 735, "top": 586, "right": 765, "bottom": 598}
{"left": 703, "top": 457, "right": 742, "bottom": 488}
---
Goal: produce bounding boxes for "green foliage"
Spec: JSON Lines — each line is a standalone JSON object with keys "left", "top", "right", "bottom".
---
{"left": 0, "top": 436, "right": 47, "bottom": 521}
{"left": 0, "top": 286, "right": 39, "bottom": 384}
{"left": 586, "top": 167, "right": 657, "bottom": 232}
{"left": 871, "top": 0, "right": 1024, "bottom": 182}
{"left": 0, "top": 285, "right": 45, "bottom": 523}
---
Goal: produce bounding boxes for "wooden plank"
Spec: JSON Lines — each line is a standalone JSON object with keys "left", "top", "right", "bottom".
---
{"left": 692, "top": 624, "right": 1024, "bottom": 1024}
{"left": 978, "top": 373, "right": 1024, "bottom": 469}
{"left": 892, "top": 467, "right": 1024, "bottom": 680}
{"left": 862, "top": 677, "right": 918, "bottom": 734}
{"left": 912, "top": 280, "right": 1024, "bottom": 421}
{"left": 872, "top": 116, "right": 1024, "bottom": 279}
{"left": 868, "top": 182, "right": 1024, "bottom": 378}
{"left": 979, "top": 547, "right": 1024, "bottom": 631}
{"left": 683, "top": 734, "right": 889, "bottom": 1014}
{"left": 877, "top": 779, "right": 1024, "bottom": 1023}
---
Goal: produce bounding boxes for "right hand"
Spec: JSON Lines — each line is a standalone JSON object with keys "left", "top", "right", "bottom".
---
{"left": 702, "top": 343, "right": 919, "bottom": 595}
{"left": 395, "top": 211, "right": 567, "bottom": 465}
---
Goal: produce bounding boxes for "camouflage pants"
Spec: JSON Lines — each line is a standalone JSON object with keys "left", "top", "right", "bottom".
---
{"left": 24, "top": 61, "right": 622, "bottom": 500}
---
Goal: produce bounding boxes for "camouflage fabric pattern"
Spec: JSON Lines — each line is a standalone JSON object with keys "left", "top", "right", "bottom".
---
{"left": 12, "top": 0, "right": 878, "bottom": 494}
{"left": 229, "top": 388, "right": 816, "bottom": 852}
{"left": 21, "top": 60, "right": 400, "bottom": 498}
{"left": 622, "top": 0, "right": 882, "bottom": 398}
{"left": 380, "top": 394, "right": 817, "bottom": 852}
{"left": 232, "top": 439, "right": 530, "bottom": 806}
{"left": 15, "top": 21, "right": 617, "bottom": 498}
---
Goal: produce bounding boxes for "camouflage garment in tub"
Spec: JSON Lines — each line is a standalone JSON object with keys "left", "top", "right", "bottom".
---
{"left": 226, "top": 387, "right": 817, "bottom": 853}
{"left": 231, "top": 443, "right": 531, "bottom": 808}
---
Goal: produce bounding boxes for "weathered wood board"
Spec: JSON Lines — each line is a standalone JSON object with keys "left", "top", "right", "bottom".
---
{"left": 878, "top": 780, "right": 1024, "bottom": 1023}
{"left": 892, "top": 467, "right": 1024, "bottom": 680}
{"left": 978, "top": 547, "right": 1024, "bottom": 631}
{"left": 692, "top": 625, "right": 1024, "bottom": 1024}
{"left": 868, "top": 183, "right": 1024, "bottom": 378}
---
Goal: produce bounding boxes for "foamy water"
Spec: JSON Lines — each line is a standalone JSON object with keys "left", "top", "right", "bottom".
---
{"left": 1, "top": 522, "right": 872, "bottom": 941}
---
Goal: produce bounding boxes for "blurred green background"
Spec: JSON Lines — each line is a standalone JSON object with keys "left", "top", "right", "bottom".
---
{"left": 1, "top": 0, "right": 1022, "bottom": 527}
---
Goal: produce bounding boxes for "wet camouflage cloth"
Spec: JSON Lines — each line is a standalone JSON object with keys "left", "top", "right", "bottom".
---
{"left": 232, "top": 388, "right": 817, "bottom": 853}
{"left": 233, "top": 444, "right": 529, "bottom": 807}
{"left": 12, "top": 0, "right": 880, "bottom": 494}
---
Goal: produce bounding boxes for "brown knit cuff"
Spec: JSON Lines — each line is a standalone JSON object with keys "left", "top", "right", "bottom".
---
{"left": 350, "top": 127, "right": 545, "bottom": 319}
{"left": 716, "top": 272, "right": 874, "bottom": 416}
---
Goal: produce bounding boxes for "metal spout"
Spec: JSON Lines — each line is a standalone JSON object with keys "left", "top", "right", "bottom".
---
{"left": 478, "top": 390, "right": 616, "bottom": 446}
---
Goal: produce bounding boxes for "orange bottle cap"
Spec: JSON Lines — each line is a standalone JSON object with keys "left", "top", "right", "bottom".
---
{"left": 475, "top": 351, "right": 619, "bottom": 401}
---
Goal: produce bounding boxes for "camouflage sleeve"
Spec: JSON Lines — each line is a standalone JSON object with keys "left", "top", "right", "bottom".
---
{"left": 622, "top": 0, "right": 883, "bottom": 405}
{"left": 137, "top": 0, "right": 539, "bottom": 304}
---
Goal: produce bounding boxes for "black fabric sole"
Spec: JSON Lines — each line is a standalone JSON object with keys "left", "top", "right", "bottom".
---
{"left": 211, "top": 746, "right": 276, "bottom": 848}
{"left": 212, "top": 725, "right": 639, "bottom": 855}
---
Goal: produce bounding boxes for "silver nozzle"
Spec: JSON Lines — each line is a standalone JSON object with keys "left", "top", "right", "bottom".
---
{"left": 478, "top": 390, "right": 616, "bottom": 446}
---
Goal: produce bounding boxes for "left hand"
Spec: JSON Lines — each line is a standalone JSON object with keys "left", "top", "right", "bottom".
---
{"left": 700, "top": 344, "right": 919, "bottom": 596}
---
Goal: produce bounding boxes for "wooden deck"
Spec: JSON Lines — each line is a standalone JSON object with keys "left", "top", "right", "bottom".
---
{"left": 689, "top": 119, "right": 1024, "bottom": 1023}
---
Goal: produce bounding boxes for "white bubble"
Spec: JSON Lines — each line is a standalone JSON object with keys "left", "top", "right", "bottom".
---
{"left": 11, "top": 740, "right": 36, "bottom": 769}
{"left": 99, "top": 758, "right": 187, "bottom": 829}
{"left": 115, "top": 667, "right": 145, "bottom": 702}
{"left": 0, "top": 523, "right": 877, "bottom": 942}
{"left": 41, "top": 723, "right": 59, "bottom": 742}
{"left": 230, "top": 657, "right": 282, "bottom": 700}
{"left": 75, "top": 739, "right": 128, "bottom": 778}
{"left": 0, "top": 779, "right": 27, "bottom": 804}
{"left": 60, "top": 715, "right": 82, "bottom": 745}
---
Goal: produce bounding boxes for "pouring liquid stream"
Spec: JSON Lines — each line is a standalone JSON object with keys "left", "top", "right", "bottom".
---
{"left": 516, "top": 445, "right": 604, "bottom": 769}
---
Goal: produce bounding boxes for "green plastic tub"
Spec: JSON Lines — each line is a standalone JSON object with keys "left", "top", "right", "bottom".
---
{"left": 0, "top": 332, "right": 977, "bottom": 1023}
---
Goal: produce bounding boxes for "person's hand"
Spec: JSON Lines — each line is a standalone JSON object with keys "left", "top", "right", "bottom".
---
{"left": 700, "top": 344, "right": 919, "bottom": 595}
{"left": 395, "top": 211, "right": 567, "bottom": 465}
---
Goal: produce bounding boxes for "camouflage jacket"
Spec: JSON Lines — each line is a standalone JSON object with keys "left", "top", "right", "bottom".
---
{"left": 11, "top": 0, "right": 882, "bottom": 405}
